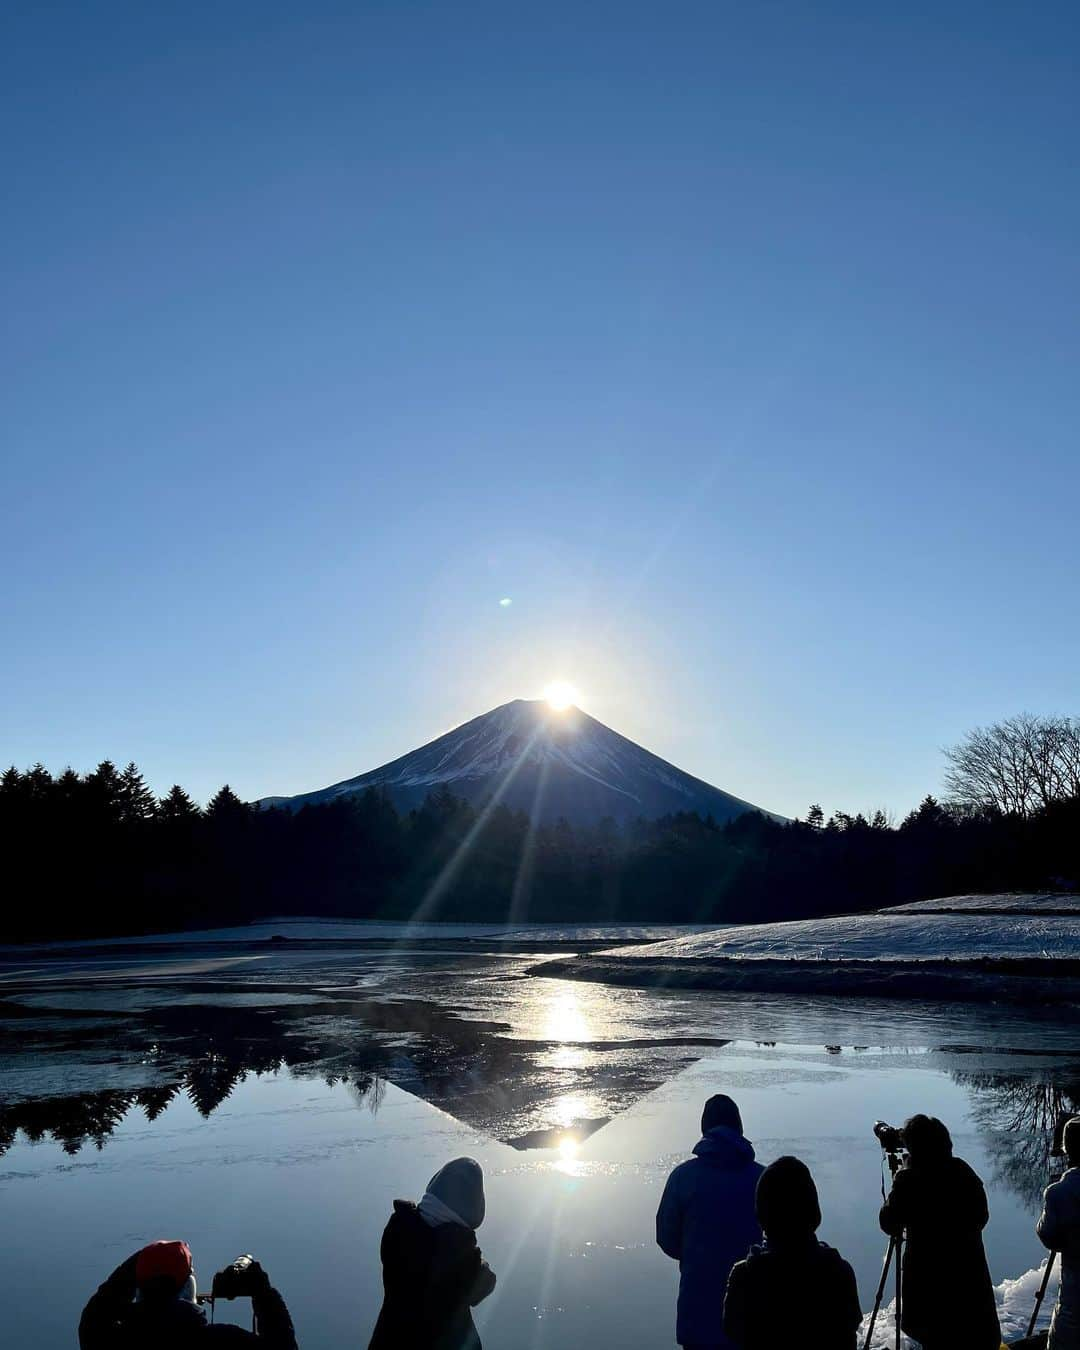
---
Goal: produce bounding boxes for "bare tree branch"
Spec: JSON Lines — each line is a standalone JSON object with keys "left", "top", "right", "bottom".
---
{"left": 943, "top": 714, "right": 1080, "bottom": 817}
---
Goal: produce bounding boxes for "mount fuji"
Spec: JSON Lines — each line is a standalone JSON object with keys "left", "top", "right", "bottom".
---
{"left": 261, "top": 700, "right": 778, "bottom": 826}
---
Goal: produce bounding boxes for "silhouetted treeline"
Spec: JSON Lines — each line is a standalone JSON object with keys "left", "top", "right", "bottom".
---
{"left": 1, "top": 760, "right": 1078, "bottom": 941}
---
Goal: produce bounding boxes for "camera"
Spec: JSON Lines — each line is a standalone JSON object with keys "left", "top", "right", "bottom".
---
{"left": 210, "top": 1255, "right": 263, "bottom": 1301}
{"left": 873, "top": 1120, "right": 906, "bottom": 1155}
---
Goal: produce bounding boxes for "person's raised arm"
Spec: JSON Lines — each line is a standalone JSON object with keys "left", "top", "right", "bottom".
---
{"left": 215, "top": 1258, "right": 297, "bottom": 1350}
{"left": 1038, "top": 1182, "right": 1065, "bottom": 1252}
{"left": 879, "top": 1169, "right": 909, "bottom": 1238}
{"left": 78, "top": 1253, "right": 138, "bottom": 1350}
{"left": 425, "top": 1237, "right": 483, "bottom": 1329}
{"left": 251, "top": 1282, "right": 297, "bottom": 1349}
{"left": 469, "top": 1256, "right": 496, "bottom": 1307}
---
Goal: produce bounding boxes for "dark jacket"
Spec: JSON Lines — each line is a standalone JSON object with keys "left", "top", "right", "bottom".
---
{"left": 368, "top": 1199, "right": 496, "bottom": 1350}
{"left": 1039, "top": 1165, "right": 1080, "bottom": 1349}
{"left": 879, "top": 1155, "right": 1000, "bottom": 1350}
{"left": 656, "top": 1126, "right": 765, "bottom": 1347}
{"left": 723, "top": 1238, "right": 861, "bottom": 1350}
{"left": 78, "top": 1256, "right": 297, "bottom": 1350}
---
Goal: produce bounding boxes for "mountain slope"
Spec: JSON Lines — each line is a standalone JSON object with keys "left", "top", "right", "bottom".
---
{"left": 264, "top": 699, "right": 778, "bottom": 825}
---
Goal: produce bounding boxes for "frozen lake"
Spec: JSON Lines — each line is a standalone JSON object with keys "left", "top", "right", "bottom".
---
{"left": 1, "top": 940, "right": 1075, "bottom": 1347}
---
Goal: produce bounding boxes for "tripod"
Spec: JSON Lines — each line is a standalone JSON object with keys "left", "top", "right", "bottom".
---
{"left": 1027, "top": 1251, "right": 1057, "bottom": 1340}
{"left": 1026, "top": 1112, "right": 1070, "bottom": 1341}
{"left": 863, "top": 1144, "right": 905, "bottom": 1350}
{"left": 862, "top": 1230, "right": 903, "bottom": 1350}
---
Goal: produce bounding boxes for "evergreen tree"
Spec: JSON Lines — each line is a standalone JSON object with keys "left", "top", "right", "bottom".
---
{"left": 206, "top": 783, "right": 248, "bottom": 822}
{"left": 119, "top": 762, "right": 157, "bottom": 823}
{"left": 24, "top": 762, "right": 54, "bottom": 799}
{"left": 158, "top": 784, "right": 201, "bottom": 822}
{"left": 85, "top": 760, "right": 124, "bottom": 822}
{"left": 55, "top": 767, "right": 83, "bottom": 799}
{"left": 135, "top": 1085, "right": 182, "bottom": 1121}
{"left": 902, "top": 794, "right": 948, "bottom": 830}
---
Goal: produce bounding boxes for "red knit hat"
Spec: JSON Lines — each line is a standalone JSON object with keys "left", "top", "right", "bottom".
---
{"left": 134, "top": 1240, "right": 193, "bottom": 1291}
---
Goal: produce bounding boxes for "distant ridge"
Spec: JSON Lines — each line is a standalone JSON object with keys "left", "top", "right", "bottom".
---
{"left": 260, "top": 699, "right": 780, "bottom": 826}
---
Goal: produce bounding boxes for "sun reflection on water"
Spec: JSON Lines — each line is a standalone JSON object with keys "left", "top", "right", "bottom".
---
{"left": 554, "top": 1131, "right": 585, "bottom": 1177}
{"left": 543, "top": 1044, "right": 590, "bottom": 1070}
{"left": 542, "top": 986, "right": 592, "bottom": 1042}
{"left": 507, "top": 980, "right": 637, "bottom": 1173}
{"left": 552, "top": 1094, "right": 590, "bottom": 1127}
{"left": 511, "top": 976, "right": 632, "bottom": 1046}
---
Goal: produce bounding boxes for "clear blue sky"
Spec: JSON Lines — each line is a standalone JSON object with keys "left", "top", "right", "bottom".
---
{"left": 4, "top": 1, "right": 1079, "bottom": 819}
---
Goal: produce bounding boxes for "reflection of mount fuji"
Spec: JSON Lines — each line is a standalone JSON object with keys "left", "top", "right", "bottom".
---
{"left": 8, "top": 975, "right": 1074, "bottom": 1215}
{"left": 0, "top": 989, "right": 718, "bottom": 1159}
{"left": 261, "top": 700, "right": 778, "bottom": 826}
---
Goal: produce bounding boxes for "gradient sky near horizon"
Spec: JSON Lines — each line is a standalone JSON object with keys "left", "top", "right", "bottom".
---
{"left": 4, "top": 1, "right": 1079, "bottom": 820}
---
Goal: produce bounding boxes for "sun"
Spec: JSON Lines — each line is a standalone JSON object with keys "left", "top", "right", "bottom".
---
{"left": 543, "top": 680, "right": 582, "bottom": 712}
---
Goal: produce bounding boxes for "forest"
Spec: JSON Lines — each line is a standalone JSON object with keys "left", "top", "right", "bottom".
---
{"left": 1, "top": 714, "right": 1077, "bottom": 941}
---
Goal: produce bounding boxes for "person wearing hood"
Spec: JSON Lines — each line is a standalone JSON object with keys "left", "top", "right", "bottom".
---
{"left": 723, "top": 1156, "right": 861, "bottom": 1350}
{"left": 656, "top": 1094, "right": 765, "bottom": 1349}
{"left": 78, "top": 1239, "right": 297, "bottom": 1349}
{"left": 879, "top": 1114, "right": 1000, "bottom": 1350}
{"left": 1037, "top": 1115, "right": 1080, "bottom": 1349}
{"left": 369, "top": 1156, "right": 496, "bottom": 1350}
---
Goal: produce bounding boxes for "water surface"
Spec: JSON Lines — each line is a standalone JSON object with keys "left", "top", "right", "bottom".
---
{"left": 1, "top": 942, "right": 1074, "bottom": 1347}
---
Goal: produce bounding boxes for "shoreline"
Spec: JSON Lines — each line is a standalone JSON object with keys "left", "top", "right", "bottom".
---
{"left": 529, "top": 953, "right": 1080, "bottom": 1004}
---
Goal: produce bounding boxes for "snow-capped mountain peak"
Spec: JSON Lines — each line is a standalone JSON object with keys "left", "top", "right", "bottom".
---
{"left": 264, "top": 699, "right": 778, "bottom": 825}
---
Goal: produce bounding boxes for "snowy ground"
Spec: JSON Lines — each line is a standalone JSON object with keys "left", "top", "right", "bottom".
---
{"left": 598, "top": 911, "right": 1080, "bottom": 963}
{"left": 887, "top": 892, "right": 1080, "bottom": 915}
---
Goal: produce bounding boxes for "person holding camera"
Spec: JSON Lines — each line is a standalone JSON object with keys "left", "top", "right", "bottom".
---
{"left": 78, "top": 1239, "right": 298, "bottom": 1348}
{"left": 1038, "top": 1115, "right": 1080, "bottom": 1349}
{"left": 368, "top": 1156, "right": 496, "bottom": 1350}
{"left": 878, "top": 1114, "right": 1000, "bottom": 1350}
{"left": 722, "top": 1155, "right": 862, "bottom": 1350}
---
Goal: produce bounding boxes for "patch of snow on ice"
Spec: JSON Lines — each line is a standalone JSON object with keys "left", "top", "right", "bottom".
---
{"left": 861, "top": 1258, "right": 1058, "bottom": 1348}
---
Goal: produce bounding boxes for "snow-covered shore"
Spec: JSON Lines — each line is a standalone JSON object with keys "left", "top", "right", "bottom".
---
{"left": 590, "top": 910, "right": 1080, "bottom": 963}
{"left": 532, "top": 894, "right": 1080, "bottom": 1003}
{"left": 864, "top": 1258, "right": 1058, "bottom": 1348}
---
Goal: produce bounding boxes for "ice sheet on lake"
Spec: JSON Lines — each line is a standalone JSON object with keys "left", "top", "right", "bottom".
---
{"left": 2, "top": 918, "right": 709, "bottom": 953}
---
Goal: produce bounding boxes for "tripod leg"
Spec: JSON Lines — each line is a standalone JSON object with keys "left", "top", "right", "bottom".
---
{"left": 895, "top": 1234, "right": 902, "bottom": 1350}
{"left": 863, "top": 1236, "right": 896, "bottom": 1350}
{"left": 1028, "top": 1251, "right": 1057, "bottom": 1340}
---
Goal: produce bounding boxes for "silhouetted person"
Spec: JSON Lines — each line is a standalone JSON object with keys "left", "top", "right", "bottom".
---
{"left": 1038, "top": 1115, "right": 1080, "bottom": 1349}
{"left": 879, "top": 1114, "right": 1000, "bottom": 1350}
{"left": 78, "top": 1239, "right": 297, "bottom": 1348}
{"left": 656, "top": 1094, "right": 764, "bottom": 1349}
{"left": 723, "top": 1155, "right": 861, "bottom": 1350}
{"left": 369, "top": 1156, "right": 496, "bottom": 1350}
